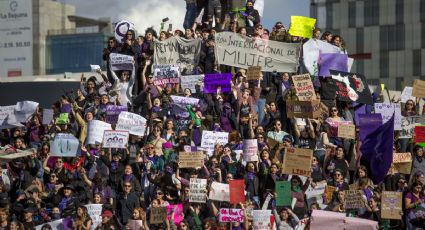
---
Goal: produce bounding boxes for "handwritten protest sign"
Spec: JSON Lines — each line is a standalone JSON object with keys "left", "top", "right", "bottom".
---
{"left": 42, "top": 109, "right": 54, "bottom": 125}
{"left": 85, "top": 204, "right": 102, "bottom": 229}
{"left": 412, "top": 79, "right": 425, "bottom": 98}
{"left": 153, "top": 64, "right": 180, "bottom": 86}
{"left": 150, "top": 207, "right": 168, "bottom": 224}
{"left": 219, "top": 208, "right": 244, "bottom": 222}
{"left": 109, "top": 53, "right": 134, "bottom": 71}
{"left": 215, "top": 32, "right": 299, "bottom": 72}
{"left": 282, "top": 148, "right": 313, "bottom": 177}
{"left": 154, "top": 36, "right": 201, "bottom": 73}
{"left": 170, "top": 95, "right": 199, "bottom": 106}
{"left": 203, "top": 73, "right": 232, "bottom": 93}
{"left": 338, "top": 123, "right": 355, "bottom": 139}
{"left": 35, "top": 219, "right": 64, "bottom": 230}
{"left": 289, "top": 16, "right": 316, "bottom": 38}
{"left": 243, "top": 139, "right": 258, "bottom": 161}
{"left": 381, "top": 191, "right": 402, "bottom": 220}
{"left": 50, "top": 133, "right": 80, "bottom": 157}
{"left": 292, "top": 74, "right": 316, "bottom": 101}
{"left": 167, "top": 204, "right": 184, "bottom": 224}
{"left": 400, "top": 116, "right": 425, "bottom": 138}
{"left": 286, "top": 100, "right": 321, "bottom": 119}
{"left": 116, "top": 112, "right": 146, "bottom": 136}
{"left": 344, "top": 190, "right": 365, "bottom": 209}
{"left": 179, "top": 151, "right": 204, "bottom": 168}
{"left": 305, "top": 182, "right": 327, "bottom": 208}
{"left": 374, "top": 103, "right": 402, "bottom": 130}
{"left": 275, "top": 181, "right": 292, "bottom": 206}
{"left": 201, "top": 131, "right": 229, "bottom": 154}
{"left": 90, "top": 64, "right": 101, "bottom": 72}
{"left": 252, "top": 210, "right": 271, "bottom": 230}
{"left": 105, "top": 105, "right": 127, "bottom": 124}
{"left": 189, "top": 178, "right": 207, "bottom": 203}
{"left": 87, "top": 120, "right": 112, "bottom": 145}
{"left": 180, "top": 74, "right": 204, "bottom": 93}
{"left": 229, "top": 179, "right": 245, "bottom": 204}
{"left": 393, "top": 152, "right": 412, "bottom": 174}
{"left": 247, "top": 66, "right": 262, "bottom": 81}
{"left": 102, "top": 130, "right": 129, "bottom": 149}
{"left": 209, "top": 182, "right": 230, "bottom": 202}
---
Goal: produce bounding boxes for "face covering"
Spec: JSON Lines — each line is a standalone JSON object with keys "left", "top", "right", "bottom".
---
{"left": 51, "top": 213, "right": 61, "bottom": 220}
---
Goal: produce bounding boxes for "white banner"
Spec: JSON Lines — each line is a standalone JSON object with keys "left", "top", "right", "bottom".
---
{"left": 0, "top": 0, "right": 33, "bottom": 78}
{"left": 170, "top": 95, "right": 199, "bottom": 106}
{"left": 85, "top": 204, "right": 102, "bottom": 229}
{"left": 180, "top": 74, "right": 204, "bottom": 93}
{"left": 374, "top": 103, "right": 402, "bottom": 130}
{"left": 50, "top": 133, "right": 80, "bottom": 157}
{"left": 109, "top": 53, "right": 134, "bottom": 71}
{"left": 87, "top": 120, "right": 112, "bottom": 145}
{"left": 35, "top": 219, "right": 64, "bottom": 230}
{"left": 201, "top": 131, "right": 229, "bottom": 154}
{"left": 102, "top": 130, "right": 129, "bottom": 148}
{"left": 116, "top": 112, "right": 147, "bottom": 136}
{"left": 215, "top": 32, "right": 299, "bottom": 72}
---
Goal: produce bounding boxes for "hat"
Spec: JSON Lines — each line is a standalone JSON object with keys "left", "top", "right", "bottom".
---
{"left": 101, "top": 210, "right": 113, "bottom": 218}
{"left": 282, "top": 135, "right": 292, "bottom": 143}
{"left": 61, "top": 184, "right": 75, "bottom": 193}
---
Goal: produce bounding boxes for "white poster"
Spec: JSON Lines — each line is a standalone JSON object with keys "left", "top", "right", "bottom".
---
{"left": 116, "top": 112, "right": 147, "bottom": 136}
{"left": 209, "top": 182, "right": 230, "bottom": 202}
{"left": 303, "top": 39, "right": 341, "bottom": 76}
{"left": 0, "top": 0, "right": 33, "bottom": 78}
{"left": 87, "top": 120, "right": 112, "bottom": 145}
{"left": 102, "top": 130, "right": 129, "bottom": 149}
{"left": 42, "top": 109, "right": 54, "bottom": 125}
{"left": 374, "top": 103, "right": 402, "bottom": 130}
{"left": 400, "top": 87, "right": 416, "bottom": 103}
{"left": 243, "top": 139, "right": 258, "bottom": 161}
{"left": 85, "top": 204, "right": 102, "bottom": 230}
{"left": 170, "top": 95, "right": 199, "bottom": 106}
{"left": 201, "top": 131, "right": 229, "bottom": 154}
{"left": 180, "top": 74, "right": 204, "bottom": 93}
{"left": 35, "top": 219, "right": 64, "bottom": 230}
{"left": 189, "top": 178, "right": 208, "bottom": 203}
{"left": 109, "top": 53, "right": 134, "bottom": 71}
{"left": 252, "top": 210, "right": 271, "bottom": 230}
{"left": 50, "top": 133, "right": 80, "bottom": 157}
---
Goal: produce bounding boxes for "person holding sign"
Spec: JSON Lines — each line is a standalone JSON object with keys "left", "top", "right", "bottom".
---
{"left": 404, "top": 181, "right": 425, "bottom": 230}
{"left": 109, "top": 61, "right": 136, "bottom": 107}
{"left": 272, "top": 207, "right": 300, "bottom": 230}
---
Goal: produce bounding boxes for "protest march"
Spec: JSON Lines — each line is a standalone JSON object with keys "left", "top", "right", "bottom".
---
{"left": 1, "top": 1, "right": 425, "bottom": 230}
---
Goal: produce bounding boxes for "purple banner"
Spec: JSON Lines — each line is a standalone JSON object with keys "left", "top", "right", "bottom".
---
{"left": 60, "top": 104, "right": 72, "bottom": 114}
{"left": 319, "top": 53, "right": 348, "bottom": 76}
{"left": 106, "top": 105, "right": 128, "bottom": 124}
{"left": 358, "top": 114, "right": 382, "bottom": 141}
{"left": 203, "top": 73, "right": 232, "bottom": 94}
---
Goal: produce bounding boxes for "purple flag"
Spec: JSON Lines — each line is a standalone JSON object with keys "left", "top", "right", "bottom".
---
{"left": 360, "top": 114, "right": 394, "bottom": 184}
{"left": 203, "top": 73, "right": 232, "bottom": 93}
{"left": 105, "top": 105, "right": 128, "bottom": 124}
{"left": 60, "top": 104, "right": 72, "bottom": 114}
{"left": 318, "top": 53, "right": 348, "bottom": 76}
{"left": 358, "top": 114, "right": 382, "bottom": 141}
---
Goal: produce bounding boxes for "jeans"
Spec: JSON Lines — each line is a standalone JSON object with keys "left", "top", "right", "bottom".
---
{"left": 184, "top": 3, "right": 197, "bottom": 29}
{"left": 256, "top": 98, "right": 266, "bottom": 124}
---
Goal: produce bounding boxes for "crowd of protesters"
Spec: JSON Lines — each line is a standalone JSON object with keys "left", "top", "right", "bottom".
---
{"left": 0, "top": 0, "right": 424, "bottom": 229}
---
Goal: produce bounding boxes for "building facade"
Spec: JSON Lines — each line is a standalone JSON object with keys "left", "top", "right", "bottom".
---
{"left": 310, "top": 0, "right": 425, "bottom": 90}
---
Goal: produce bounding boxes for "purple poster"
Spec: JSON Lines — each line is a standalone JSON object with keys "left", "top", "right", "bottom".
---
{"left": 319, "top": 53, "right": 348, "bottom": 76}
{"left": 204, "top": 73, "right": 232, "bottom": 93}
{"left": 106, "top": 105, "right": 128, "bottom": 124}
{"left": 358, "top": 114, "right": 382, "bottom": 141}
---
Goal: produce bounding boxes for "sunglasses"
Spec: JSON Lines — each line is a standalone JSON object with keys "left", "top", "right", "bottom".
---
{"left": 124, "top": 185, "right": 132, "bottom": 187}
{"left": 156, "top": 192, "right": 163, "bottom": 195}
{"left": 332, "top": 109, "right": 338, "bottom": 112}
{"left": 334, "top": 173, "right": 342, "bottom": 176}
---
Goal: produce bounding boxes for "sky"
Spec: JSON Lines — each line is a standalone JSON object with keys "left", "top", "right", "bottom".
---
{"left": 62, "top": 0, "right": 310, "bottom": 34}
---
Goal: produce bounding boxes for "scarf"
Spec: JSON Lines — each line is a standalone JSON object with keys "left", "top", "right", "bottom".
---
{"left": 247, "top": 172, "right": 255, "bottom": 181}
{"left": 59, "top": 197, "right": 71, "bottom": 212}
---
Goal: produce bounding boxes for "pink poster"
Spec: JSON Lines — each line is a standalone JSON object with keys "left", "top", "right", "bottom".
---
{"left": 167, "top": 204, "right": 184, "bottom": 224}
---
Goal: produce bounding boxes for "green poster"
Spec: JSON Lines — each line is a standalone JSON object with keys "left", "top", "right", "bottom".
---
{"left": 275, "top": 181, "right": 292, "bottom": 206}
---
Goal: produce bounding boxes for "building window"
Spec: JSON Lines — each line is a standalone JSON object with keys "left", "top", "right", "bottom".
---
{"left": 421, "top": 0, "right": 425, "bottom": 22}
{"left": 413, "top": 49, "right": 422, "bottom": 76}
{"left": 395, "top": 0, "right": 404, "bottom": 24}
{"left": 356, "top": 28, "right": 364, "bottom": 53}
{"left": 395, "top": 25, "right": 405, "bottom": 50}
{"left": 326, "top": 2, "right": 333, "bottom": 29}
{"left": 380, "top": 26, "right": 389, "bottom": 51}
{"left": 364, "top": 0, "right": 379, "bottom": 26}
{"left": 380, "top": 51, "right": 389, "bottom": 78}
{"left": 395, "top": 77, "right": 404, "bottom": 91}
{"left": 348, "top": 2, "right": 356, "bottom": 28}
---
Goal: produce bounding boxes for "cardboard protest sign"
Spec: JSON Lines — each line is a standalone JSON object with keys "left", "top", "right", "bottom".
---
{"left": 200, "top": 131, "right": 229, "bottom": 153}
{"left": 189, "top": 178, "right": 207, "bottom": 203}
{"left": 42, "top": 109, "right": 54, "bottom": 125}
{"left": 35, "top": 219, "right": 64, "bottom": 230}
{"left": 105, "top": 105, "right": 127, "bottom": 124}
{"left": 286, "top": 100, "right": 321, "bottom": 119}
{"left": 102, "top": 130, "right": 129, "bottom": 149}
{"left": 127, "top": 220, "right": 144, "bottom": 229}
{"left": 203, "top": 73, "right": 232, "bottom": 93}
{"left": 247, "top": 66, "right": 262, "bottom": 81}
{"left": 243, "top": 139, "right": 258, "bottom": 161}
{"left": 215, "top": 32, "right": 299, "bottom": 72}
{"left": 150, "top": 207, "right": 168, "bottom": 224}
{"left": 381, "top": 191, "right": 402, "bottom": 220}
{"left": 209, "top": 182, "right": 230, "bottom": 202}
{"left": 219, "top": 208, "right": 245, "bottom": 222}
{"left": 116, "top": 112, "right": 147, "bottom": 136}
{"left": 289, "top": 16, "right": 316, "bottom": 38}
{"left": 229, "top": 179, "right": 245, "bottom": 204}
{"left": 319, "top": 53, "right": 348, "bottom": 76}
{"left": 400, "top": 116, "right": 425, "bottom": 138}
{"left": 412, "top": 79, "right": 425, "bottom": 98}
{"left": 252, "top": 210, "right": 271, "bottom": 230}
{"left": 374, "top": 103, "right": 402, "bottom": 130}
{"left": 303, "top": 39, "right": 341, "bottom": 76}
{"left": 87, "top": 120, "right": 112, "bottom": 145}
{"left": 344, "top": 190, "right": 365, "bottom": 209}
{"left": 179, "top": 151, "right": 204, "bottom": 168}
{"left": 154, "top": 36, "right": 201, "bottom": 73}
{"left": 85, "top": 204, "right": 102, "bottom": 229}
{"left": 50, "top": 133, "right": 80, "bottom": 157}
{"left": 337, "top": 123, "right": 355, "bottom": 139}
{"left": 109, "top": 53, "right": 134, "bottom": 71}
{"left": 180, "top": 74, "right": 204, "bottom": 93}
{"left": 400, "top": 87, "right": 416, "bottom": 103}
{"left": 393, "top": 152, "right": 412, "bottom": 174}
{"left": 167, "top": 204, "right": 184, "bottom": 224}
{"left": 275, "top": 181, "right": 292, "bottom": 206}
{"left": 282, "top": 148, "right": 313, "bottom": 177}
{"left": 292, "top": 74, "right": 316, "bottom": 101}
{"left": 153, "top": 64, "right": 180, "bottom": 86}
